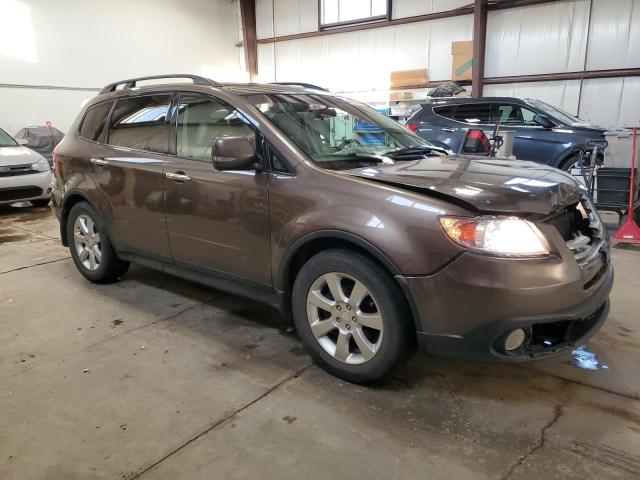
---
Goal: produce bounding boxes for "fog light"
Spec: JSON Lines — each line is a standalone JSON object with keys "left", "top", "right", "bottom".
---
{"left": 504, "top": 329, "right": 526, "bottom": 351}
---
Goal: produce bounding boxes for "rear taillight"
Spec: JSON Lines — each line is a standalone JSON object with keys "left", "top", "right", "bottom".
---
{"left": 406, "top": 123, "right": 418, "bottom": 131}
{"left": 461, "top": 129, "right": 491, "bottom": 154}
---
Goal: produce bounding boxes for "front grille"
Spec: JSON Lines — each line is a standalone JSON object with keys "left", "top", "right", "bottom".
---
{"left": 0, "top": 186, "right": 43, "bottom": 201}
{"left": 546, "top": 197, "right": 604, "bottom": 265}
{"left": 0, "top": 164, "right": 38, "bottom": 177}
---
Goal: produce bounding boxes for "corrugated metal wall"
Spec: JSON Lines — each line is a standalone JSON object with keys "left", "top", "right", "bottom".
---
{"left": 255, "top": 0, "right": 640, "bottom": 127}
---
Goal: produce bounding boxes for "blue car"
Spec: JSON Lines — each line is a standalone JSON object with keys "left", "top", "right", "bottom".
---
{"left": 406, "top": 97, "right": 607, "bottom": 170}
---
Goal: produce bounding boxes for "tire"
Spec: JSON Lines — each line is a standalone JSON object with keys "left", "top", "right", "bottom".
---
{"left": 560, "top": 155, "right": 580, "bottom": 172}
{"left": 66, "top": 202, "right": 129, "bottom": 283}
{"left": 292, "top": 249, "right": 415, "bottom": 383}
{"left": 31, "top": 198, "right": 50, "bottom": 207}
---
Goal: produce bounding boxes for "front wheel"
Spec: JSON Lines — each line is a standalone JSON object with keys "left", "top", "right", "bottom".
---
{"left": 292, "top": 249, "right": 415, "bottom": 383}
{"left": 66, "top": 202, "right": 129, "bottom": 283}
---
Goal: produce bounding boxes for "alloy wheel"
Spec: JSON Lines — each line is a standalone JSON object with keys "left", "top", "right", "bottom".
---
{"left": 73, "top": 214, "right": 102, "bottom": 271}
{"left": 306, "top": 272, "right": 383, "bottom": 365}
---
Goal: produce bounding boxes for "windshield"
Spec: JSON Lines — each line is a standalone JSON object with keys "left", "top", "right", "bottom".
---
{"left": 243, "top": 93, "right": 439, "bottom": 170}
{"left": 526, "top": 99, "right": 584, "bottom": 126}
{"left": 0, "top": 128, "right": 18, "bottom": 147}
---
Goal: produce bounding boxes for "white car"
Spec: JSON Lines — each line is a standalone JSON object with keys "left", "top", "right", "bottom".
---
{"left": 0, "top": 127, "right": 53, "bottom": 207}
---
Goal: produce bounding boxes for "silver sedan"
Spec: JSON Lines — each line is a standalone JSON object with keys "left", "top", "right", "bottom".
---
{"left": 0, "top": 127, "right": 54, "bottom": 206}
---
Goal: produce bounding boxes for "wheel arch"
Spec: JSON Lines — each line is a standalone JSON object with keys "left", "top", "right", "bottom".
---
{"left": 59, "top": 192, "right": 98, "bottom": 246}
{"left": 276, "top": 230, "right": 421, "bottom": 333}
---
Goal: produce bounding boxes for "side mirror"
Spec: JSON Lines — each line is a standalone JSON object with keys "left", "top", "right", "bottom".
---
{"left": 212, "top": 136, "right": 260, "bottom": 171}
{"left": 533, "top": 114, "right": 555, "bottom": 129}
{"left": 16, "top": 138, "right": 29, "bottom": 146}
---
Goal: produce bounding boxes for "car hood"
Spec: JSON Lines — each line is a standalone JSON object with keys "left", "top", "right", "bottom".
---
{"left": 344, "top": 155, "right": 583, "bottom": 216}
{"left": 0, "top": 146, "right": 46, "bottom": 166}
{"left": 565, "top": 123, "right": 608, "bottom": 134}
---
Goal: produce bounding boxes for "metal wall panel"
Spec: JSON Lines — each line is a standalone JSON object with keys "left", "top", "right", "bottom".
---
{"left": 392, "top": 0, "right": 470, "bottom": 19}
{"left": 256, "top": 0, "right": 275, "bottom": 39}
{"left": 261, "top": 15, "right": 472, "bottom": 91}
{"left": 483, "top": 80, "right": 582, "bottom": 114}
{"left": 579, "top": 76, "right": 640, "bottom": 127}
{"left": 257, "top": 43, "right": 277, "bottom": 82}
{"left": 485, "top": 0, "right": 590, "bottom": 77}
{"left": 587, "top": 0, "right": 640, "bottom": 70}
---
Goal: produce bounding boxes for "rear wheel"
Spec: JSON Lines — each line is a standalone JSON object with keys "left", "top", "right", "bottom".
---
{"left": 292, "top": 249, "right": 415, "bottom": 383}
{"left": 66, "top": 202, "right": 129, "bottom": 283}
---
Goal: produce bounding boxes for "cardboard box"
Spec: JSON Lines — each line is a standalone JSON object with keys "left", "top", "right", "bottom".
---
{"left": 451, "top": 41, "right": 473, "bottom": 81}
{"left": 390, "top": 69, "right": 428, "bottom": 88}
{"left": 389, "top": 91, "right": 414, "bottom": 101}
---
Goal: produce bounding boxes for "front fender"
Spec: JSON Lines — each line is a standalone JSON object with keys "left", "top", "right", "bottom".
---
{"left": 268, "top": 167, "right": 466, "bottom": 286}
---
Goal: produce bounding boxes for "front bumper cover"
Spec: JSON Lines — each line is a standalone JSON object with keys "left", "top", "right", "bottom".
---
{"left": 400, "top": 252, "right": 613, "bottom": 362}
{"left": 0, "top": 171, "right": 53, "bottom": 205}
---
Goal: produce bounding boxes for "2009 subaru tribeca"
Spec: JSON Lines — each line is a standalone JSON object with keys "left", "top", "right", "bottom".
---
{"left": 52, "top": 75, "right": 613, "bottom": 383}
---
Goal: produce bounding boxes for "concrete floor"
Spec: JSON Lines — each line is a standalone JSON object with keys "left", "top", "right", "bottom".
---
{"left": 1, "top": 204, "right": 639, "bottom": 480}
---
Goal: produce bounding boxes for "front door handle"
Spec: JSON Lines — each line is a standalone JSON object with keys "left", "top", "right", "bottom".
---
{"left": 441, "top": 127, "right": 456, "bottom": 132}
{"left": 91, "top": 158, "right": 109, "bottom": 166}
{"left": 166, "top": 171, "right": 191, "bottom": 182}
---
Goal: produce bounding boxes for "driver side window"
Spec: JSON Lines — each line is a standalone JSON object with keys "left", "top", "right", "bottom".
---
{"left": 176, "top": 95, "right": 255, "bottom": 162}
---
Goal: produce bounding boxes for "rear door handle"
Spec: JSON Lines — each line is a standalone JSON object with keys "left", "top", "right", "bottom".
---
{"left": 166, "top": 171, "right": 191, "bottom": 182}
{"left": 91, "top": 158, "right": 109, "bottom": 166}
{"left": 441, "top": 127, "right": 456, "bottom": 132}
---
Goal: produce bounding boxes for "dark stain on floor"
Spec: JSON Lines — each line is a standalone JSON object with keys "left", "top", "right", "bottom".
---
{"left": 289, "top": 346, "right": 307, "bottom": 356}
{"left": 0, "top": 234, "right": 29, "bottom": 244}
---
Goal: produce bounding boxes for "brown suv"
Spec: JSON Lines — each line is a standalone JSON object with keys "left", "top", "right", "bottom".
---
{"left": 52, "top": 75, "right": 613, "bottom": 382}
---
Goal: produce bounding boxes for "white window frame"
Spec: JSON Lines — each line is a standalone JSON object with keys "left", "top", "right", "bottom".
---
{"left": 319, "top": 0, "right": 389, "bottom": 29}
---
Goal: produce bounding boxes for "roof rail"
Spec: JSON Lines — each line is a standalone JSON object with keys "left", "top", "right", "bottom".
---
{"left": 99, "top": 74, "right": 222, "bottom": 94}
{"left": 269, "top": 82, "right": 329, "bottom": 92}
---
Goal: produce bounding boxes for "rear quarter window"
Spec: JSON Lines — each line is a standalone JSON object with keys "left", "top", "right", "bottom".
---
{"left": 106, "top": 95, "right": 171, "bottom": 154}
{"left": 79, "top": 101, "right": 114, "bottom": 142}
{"left": 432, "top": 105, "right": 455, "bottom": 119}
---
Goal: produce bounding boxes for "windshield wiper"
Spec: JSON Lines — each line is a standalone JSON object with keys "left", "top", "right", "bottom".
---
{"left": 342, "top": 152, "right": 395, "bottom": 164}
{"left": 384, "top": 145, "right": 448, "bottom": 159}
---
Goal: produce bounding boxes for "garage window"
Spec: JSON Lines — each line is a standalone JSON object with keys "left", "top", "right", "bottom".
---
{"left": 106, "top": 95, "right": 171, "bottom": 154}
{"left": 79, "top": 101, "right": 114, "bottom": 142}
{"left": 320, "top": 0, "right": 388, "bottom": 28}
{"left": 176, "top": 95, "right": 255, "bottom": 162}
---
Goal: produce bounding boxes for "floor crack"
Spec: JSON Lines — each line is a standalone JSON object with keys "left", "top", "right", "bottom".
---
{"left": 9, "top": 223, "right": 59, "bottom": 240}
{"left": 127, "top": 364, "right": 313, "bottom": 480}
{"left": 500, "top": 399, "right": 565, "bottom": 480}
{"left": 522, "top": 366, "right": 640, "bottom": 401}
{"left": 0, "top": 256, "right": 70, "bottom": 275}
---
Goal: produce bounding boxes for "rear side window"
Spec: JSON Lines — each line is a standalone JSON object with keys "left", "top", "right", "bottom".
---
{"left": 450, "top": 103, "right": 493, "bottom": 124}
{"left": 107, "top": 95, "right": 171, "bottom": 153}
{"left": 79, "top": 101, "right": 114, "bottom": 142}
{"left": 432, "top": 105, "right": 455, "bottom": 119}
{"left": 176, "top": 95, "right": 255, "bottom": 162}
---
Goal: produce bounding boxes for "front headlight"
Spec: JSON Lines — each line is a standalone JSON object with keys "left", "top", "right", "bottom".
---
{"left": 31, "top": 159, "right": 50, "bottom": 172}
{"left": 439, "top": 216, "right": 550, "bottom": 256}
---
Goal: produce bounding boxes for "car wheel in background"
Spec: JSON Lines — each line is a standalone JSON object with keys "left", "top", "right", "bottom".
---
{"left": 292, "top": 249, "right": 415, "bottom": 383}
{"left": 66, "top": 202, "right": 129, "bottom": 283}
